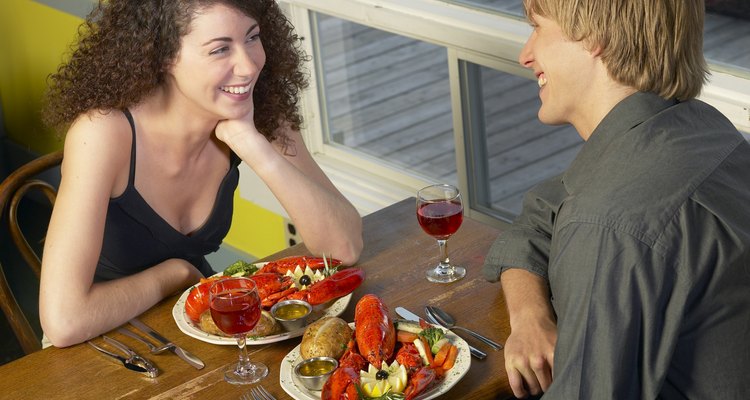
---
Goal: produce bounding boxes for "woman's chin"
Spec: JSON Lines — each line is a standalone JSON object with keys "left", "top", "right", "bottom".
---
{"left": 218, "top": 107, "right": 253, "bottom": 122}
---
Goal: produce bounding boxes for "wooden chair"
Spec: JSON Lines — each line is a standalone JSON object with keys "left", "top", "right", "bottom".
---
{"left": 0, "top": 150, "right": 63, "bottom": 354}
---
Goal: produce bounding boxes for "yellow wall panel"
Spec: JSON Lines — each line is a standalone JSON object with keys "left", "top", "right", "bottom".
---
{"left": 0, "top": 0, "right": 83, "bottom": 153}
{"left": 224, "top": 190, "right": 287, "bottom": 259}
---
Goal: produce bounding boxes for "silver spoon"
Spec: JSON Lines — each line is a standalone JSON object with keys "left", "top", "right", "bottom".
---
{"left": 425, "top": 305, "right": 503, "bottom": 350}
{"left": 423, "top": 308, "right": 487, "bottom": 359}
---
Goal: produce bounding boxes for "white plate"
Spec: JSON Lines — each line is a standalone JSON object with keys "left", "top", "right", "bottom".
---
{"left": 280, "top": 323, "right": 471, "bottom": 399}
{"left": 172, "top": 265, "right": 353, "bottom": 345}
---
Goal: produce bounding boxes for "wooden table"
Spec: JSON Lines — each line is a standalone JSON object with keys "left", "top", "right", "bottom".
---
{"left": 0, "top": 198, "right": 512, "bottom": 399}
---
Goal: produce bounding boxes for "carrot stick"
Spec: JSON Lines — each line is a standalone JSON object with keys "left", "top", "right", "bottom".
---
{"left": 432, "top": 342, "right": 451, "bottom": 366}
{"left": 421, "top": 336, "right": 434, "bottom": 365}
{"left": 441, "top": 344, "right": 458, "bottom": 370}
{"left": 397, "top": 330, "right": 419, "bottom": 343}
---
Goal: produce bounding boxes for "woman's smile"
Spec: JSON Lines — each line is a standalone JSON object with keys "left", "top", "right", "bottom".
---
{"left": 220, "top": 83, "right": 252, "bottom": 95}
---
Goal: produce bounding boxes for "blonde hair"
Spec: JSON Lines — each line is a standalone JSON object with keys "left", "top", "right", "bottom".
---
{"left": 524, "top": 0, "right": 708, "bottom": 100}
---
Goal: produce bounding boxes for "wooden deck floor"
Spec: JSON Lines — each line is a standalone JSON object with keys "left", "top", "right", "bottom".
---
{"left": 315, "top": 7, "right": 749, "bottom": 214}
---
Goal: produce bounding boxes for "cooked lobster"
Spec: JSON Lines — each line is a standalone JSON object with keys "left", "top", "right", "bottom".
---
{"left": 184, "top": 261, "right": 364, "bottom": 323}
{"left": 355, "top": 294, "right": 396, "bottom": 367}
{"left": 321, "top": 294, "right": 440, "bottom": 400}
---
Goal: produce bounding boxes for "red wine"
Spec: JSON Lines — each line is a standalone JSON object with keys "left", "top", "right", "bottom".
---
{"left": 417, "top": 201, "right": 463, "bottom": 240}
{"left": 210, "top": 289, "right": 261, "bottom": 335}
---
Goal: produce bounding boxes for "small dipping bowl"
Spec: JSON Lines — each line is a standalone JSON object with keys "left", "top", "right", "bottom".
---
{"left": 294, "top": 356, "right": 338, "bottom": 391}
{"left": 271, "top": 299, "right": 312, "bottom": 331}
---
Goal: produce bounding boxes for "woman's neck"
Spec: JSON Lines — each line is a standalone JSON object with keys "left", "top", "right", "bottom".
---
{"left": 129, "top": 89, "right": 224, "bottom": 165}
{"left": 136, "top": 87, "right": 218, "bottom": 143}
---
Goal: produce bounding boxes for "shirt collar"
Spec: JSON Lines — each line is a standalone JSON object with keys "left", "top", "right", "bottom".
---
{"left": 562, "top": 92, "right": 678, "bottom": 192}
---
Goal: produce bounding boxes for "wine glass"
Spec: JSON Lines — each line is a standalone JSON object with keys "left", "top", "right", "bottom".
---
{"left": 209, "top": 277, "right": 268, "bottom": 385}
{"left": 416, "top": 184, "right": 465, "bottom": 283}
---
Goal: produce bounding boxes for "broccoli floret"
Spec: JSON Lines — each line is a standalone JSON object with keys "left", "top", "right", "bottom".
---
{"left": 419, "top": 327, "right": 445, "bottom": 349}
{"left": 223, "top": 260, "right": 258, "bottom": 277}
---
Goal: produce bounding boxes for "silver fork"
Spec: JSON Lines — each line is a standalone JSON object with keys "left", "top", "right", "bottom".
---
{"left": 242, "top": 385, "right": 276, "bottom": 400}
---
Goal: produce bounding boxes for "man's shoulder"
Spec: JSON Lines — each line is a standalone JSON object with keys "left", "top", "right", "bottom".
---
{"left": 664, "top": 97, "right": 737, "bottom": 132}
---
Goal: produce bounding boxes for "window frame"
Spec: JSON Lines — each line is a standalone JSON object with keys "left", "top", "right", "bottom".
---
{"left": 278, "top": 0, "right": 750, "bottom": 222}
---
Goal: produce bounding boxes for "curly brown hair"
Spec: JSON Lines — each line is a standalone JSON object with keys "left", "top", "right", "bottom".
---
{"left": 43, "top": 0, "right": 308, "bottom": 142}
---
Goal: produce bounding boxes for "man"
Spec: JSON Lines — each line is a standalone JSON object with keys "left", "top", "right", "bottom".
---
{"left": 482, "top": 0, "right": 750, "bottom": 398}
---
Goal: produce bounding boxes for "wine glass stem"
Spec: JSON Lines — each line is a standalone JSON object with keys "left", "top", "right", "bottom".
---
{"left": 236, "top": 334, "right": 252, "bottom": 373}
{"left": 437, "top": 239, "right": 451, "bottom": 269}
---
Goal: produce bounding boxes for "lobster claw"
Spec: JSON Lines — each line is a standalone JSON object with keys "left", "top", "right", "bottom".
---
{"left": 248, "top": 273, "right": 295, "bottom": 308}
{"left": 306, "top": 268, "right": 365, "bottom": 305}
{"left": 403, "top": 366, "right": 437, "bottom": 400}
{"left": 321, "top": 366, "right": 360, "bottom": 400}
{"left": 395, "top": 342, "right": 423, "bottom": 373}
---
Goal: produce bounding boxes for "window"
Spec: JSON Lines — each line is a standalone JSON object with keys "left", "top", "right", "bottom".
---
{"left": 314, "top": 16, "right": 456, "bottom": 185}
{"left": 280, "top": 0, "right": 750, "bottom": 223}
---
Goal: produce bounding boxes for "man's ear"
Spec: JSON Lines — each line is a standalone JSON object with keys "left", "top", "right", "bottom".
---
{"left": 588, "top": 42, "right": 603, "bottom": 57}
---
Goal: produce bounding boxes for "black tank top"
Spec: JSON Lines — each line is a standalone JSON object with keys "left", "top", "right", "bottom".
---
{"left": 95, "top": 110, "right": 240, "bottom": 281}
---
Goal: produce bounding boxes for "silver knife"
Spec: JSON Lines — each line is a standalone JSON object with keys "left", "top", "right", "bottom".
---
{"left": 129, "top": 318, "right": 205, "bottom": 369}
{"left": 395, "top": 307, "right": 487, "bottom": 360}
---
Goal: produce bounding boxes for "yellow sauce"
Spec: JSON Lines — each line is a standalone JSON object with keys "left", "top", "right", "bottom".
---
{"left": 274, "top": 303, "right": 309, "bottom": 320}
{"left": 299, "top": 359, "right": 335, "bottom": 376}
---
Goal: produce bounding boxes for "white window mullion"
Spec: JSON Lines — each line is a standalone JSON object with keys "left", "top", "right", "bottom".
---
{"left": 280, "top": 3, "right": 325, "bottom": 153}
{"left": 447, "top": 47, "right": 472, "bottom": 218}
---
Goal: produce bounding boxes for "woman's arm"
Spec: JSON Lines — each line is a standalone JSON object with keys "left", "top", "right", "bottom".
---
{"left": 216, "top": 122, "right": 362, "bottom": 265}
{"left": 39, "top": 112, "right": 203, "bottom": 347}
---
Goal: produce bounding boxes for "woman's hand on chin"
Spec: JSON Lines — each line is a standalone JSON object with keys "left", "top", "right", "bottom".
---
{"left": 214, "top": 114, "right": 277, "bottom": 165}
{"left": 214, "top": 115, "right": 261, "bottom": 149}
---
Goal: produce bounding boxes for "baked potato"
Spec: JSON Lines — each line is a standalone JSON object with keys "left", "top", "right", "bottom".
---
{"left": 300, "top": 316, "right": 353, "bottom": 360}
{"left": 199, "top": 309, "right": 281, "bottom": 337}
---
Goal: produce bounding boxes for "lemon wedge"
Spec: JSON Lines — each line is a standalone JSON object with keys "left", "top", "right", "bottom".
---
{"left": 362, "top": 380, "right": 392, "bottom": 398}
{"left": 359, "top": 361, "right": 408, "bottom": 397}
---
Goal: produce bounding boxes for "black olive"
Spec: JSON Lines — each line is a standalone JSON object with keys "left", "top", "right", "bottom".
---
{"left": 299, "top": 275, "right": 312, "bottom": 286}
{"left": 375, "top": 370, "right": 389, "bottom": 380}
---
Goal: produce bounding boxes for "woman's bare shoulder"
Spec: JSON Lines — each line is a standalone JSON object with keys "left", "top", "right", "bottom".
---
{"left": 64, "top": 109, "right": 132, "bottom": 156}
{"left": 61, "top": 109, "right": 133, "bottom": 193}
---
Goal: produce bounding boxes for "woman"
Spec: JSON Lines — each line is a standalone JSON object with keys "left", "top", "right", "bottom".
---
{"left": 39, "top": 0, "right": 362, "bottom": 347}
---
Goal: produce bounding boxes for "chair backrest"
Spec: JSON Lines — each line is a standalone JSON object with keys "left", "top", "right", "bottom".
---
{"left": 0, "top": 150, "right": 63, "bottom": 355}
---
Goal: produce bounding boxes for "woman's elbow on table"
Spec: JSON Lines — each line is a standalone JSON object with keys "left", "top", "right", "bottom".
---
{"left": 309, "top": 234, "right": 363, "bottom": 266}
{"left": 39, "top": 312, "right": 91, "bottom": 348}
{"left": 39, "top": 291, "right": 100, "bottom": 347}
{"left": 338, "top": 238, "right": 363, "bottom": 266}
{"left": 336, "top": 225, "right": 364, "bottom": 265}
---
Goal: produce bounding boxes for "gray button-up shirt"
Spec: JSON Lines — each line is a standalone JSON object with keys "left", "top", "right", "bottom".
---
{"left": 484, "top": 92, "right": 750, "bottom": 399}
